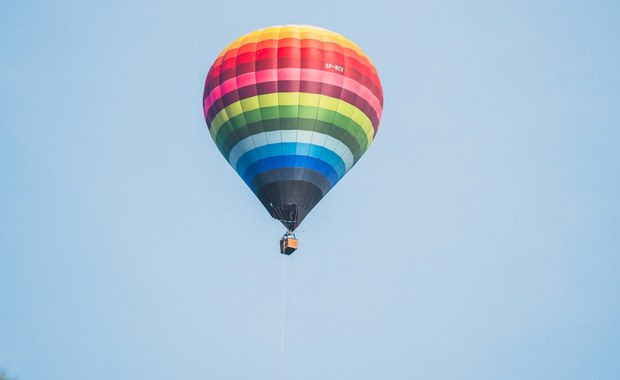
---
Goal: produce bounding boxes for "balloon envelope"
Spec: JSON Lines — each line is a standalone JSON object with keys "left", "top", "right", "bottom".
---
{"left": 203, "top": 25, "right": 383, "bottom": 230}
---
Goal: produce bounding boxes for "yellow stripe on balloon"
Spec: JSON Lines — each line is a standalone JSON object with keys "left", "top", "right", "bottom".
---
{"left": 279, "top": 25, "right": 301, "bottom": 39}
{"left": 209, "top": 92, "right": 375, "bottom": 145}
{"left": 299, "top": 26, "right": 323, "bottom": 40}
{"left": 215, "top": 25, "right": 369, "bottom": 61}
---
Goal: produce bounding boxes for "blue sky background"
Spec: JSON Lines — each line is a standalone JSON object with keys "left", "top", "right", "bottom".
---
{"left": 1, "top": 0, "right": 619, "bottom": 379}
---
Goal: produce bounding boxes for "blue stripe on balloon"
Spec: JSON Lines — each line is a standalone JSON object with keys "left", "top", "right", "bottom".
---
{"left": 241, "top": 155, "right": 340, "bottom": 188}
{"left": 235, "top": 143, "right": 346, "bottom": 179}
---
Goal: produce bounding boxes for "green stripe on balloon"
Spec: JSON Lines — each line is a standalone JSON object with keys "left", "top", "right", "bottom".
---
{"left": 213, "top": 106, "right": 371, "bottom": 155}
{"left": 218, "top": 118, "right": 366, "bottom": 162}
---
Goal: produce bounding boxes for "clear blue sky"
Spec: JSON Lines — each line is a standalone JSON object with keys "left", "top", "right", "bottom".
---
{"left": 1, "top": 1, "right": 619, "bottom": 379}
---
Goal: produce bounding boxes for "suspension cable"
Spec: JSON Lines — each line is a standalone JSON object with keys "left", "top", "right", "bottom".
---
{"left": 280, "top": 254, "right": 287, "bottom": 380}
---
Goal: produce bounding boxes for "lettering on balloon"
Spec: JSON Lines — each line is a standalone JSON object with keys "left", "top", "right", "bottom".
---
{"left": 324, "top": 63, "right": 344, "bottom": 73}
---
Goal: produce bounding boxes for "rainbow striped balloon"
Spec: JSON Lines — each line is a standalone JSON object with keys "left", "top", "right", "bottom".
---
{"left": 203, "top": 25, "right": 383, "bottom": 231}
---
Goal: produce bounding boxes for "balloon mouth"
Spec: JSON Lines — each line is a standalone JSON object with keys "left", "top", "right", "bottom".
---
{"left": 265, "top": 202, "right": 309, "bottom": 231}
{"left": 256, "top": 179, "right": 325, "bottom": 231}
{"left": 270, "top": 203, "right": 300, "bottom": 231}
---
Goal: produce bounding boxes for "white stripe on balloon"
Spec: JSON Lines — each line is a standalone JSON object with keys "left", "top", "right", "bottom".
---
{"left": 228, "top": 130, "right": 354, "bottom": 172}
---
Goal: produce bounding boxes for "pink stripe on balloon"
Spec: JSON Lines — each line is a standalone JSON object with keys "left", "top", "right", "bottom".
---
{"left": 237, "top": 73, "right": 255, "bottom": 87}
{"left": 220, "top": 79, "right": 238, "bottom": 95}
{"left": 204, "top": 68, "right": 382, "bottom": 120}
{"left": 300, "top": 68, "right": 323, "bottom": 82}
{"left": 212, "top": 84, "right": 222, "bottom": 100}
{"left": 256, "top": 70, "right": 277, "bottom": 82}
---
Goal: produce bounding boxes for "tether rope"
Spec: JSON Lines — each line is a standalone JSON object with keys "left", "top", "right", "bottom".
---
{"left": 280, "top": 254, "right": 286, "bottom": 380}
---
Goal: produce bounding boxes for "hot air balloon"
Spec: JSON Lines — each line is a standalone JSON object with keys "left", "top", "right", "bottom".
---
{"left": 202, "top": 25, "right": 383, "bottom": 254}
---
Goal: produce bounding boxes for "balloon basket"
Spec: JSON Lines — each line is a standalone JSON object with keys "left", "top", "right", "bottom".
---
{"left": 280, "top": 232, "right": 298, "bottom": 255}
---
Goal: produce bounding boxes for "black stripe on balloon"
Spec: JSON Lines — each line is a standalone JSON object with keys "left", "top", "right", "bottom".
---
{"left": 250, "top": 168, "right": 331, "bottom": 197}
{"left": 256, "top": 180, "right": 324, "bottom": 231}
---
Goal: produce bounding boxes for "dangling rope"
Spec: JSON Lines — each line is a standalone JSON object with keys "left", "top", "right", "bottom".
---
{"left": 280, "top": 254, "right": 287, "bottom": 380}
{"left": 280, "top": 252, "right": 295, "bottom": 380}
